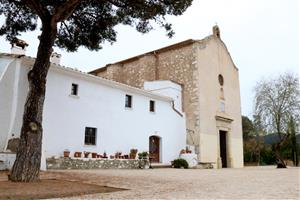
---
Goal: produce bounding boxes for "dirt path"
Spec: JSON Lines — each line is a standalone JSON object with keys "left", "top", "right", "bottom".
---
{"left": 48, "top": 166, "right": 300, "bottom": 199}
{"left": 0, "top": 171, "right": 123, "bottom": 200}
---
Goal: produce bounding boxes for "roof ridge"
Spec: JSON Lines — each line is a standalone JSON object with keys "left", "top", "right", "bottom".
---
{"left": 0, "top": 53, "right": 174, "bottom": 102}
{"left": 88, "top": 37, "right": 211, "bottom": 74}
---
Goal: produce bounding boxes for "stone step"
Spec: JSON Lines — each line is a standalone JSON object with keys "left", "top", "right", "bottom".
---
{"left": 150, "top": 163, "right": 172, "bottom": 169}
{"left": 194, "top": 162, "right": 214, "bottom": 169}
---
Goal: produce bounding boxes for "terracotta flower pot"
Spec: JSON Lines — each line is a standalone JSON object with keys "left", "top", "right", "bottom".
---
{"left": 130, "top": 149, "right": 138, "bottom": 159}
{"left": 64, "top": 151, "right": 70, "bottom": 157}
{"left": 92, "top": 152, "right": 97, "bottom": 158}
{"left": 74, "top": 152, "right": 82, "bottom": 158}
{"left": 84, "top": 152, "right": 90, "bottom": 158}
{"left": 180, "top": 149, "right": 186, "bottom": 154}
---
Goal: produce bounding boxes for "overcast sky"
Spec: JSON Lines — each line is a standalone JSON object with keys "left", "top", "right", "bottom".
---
{"left": 0, "top": 0, "right": 299, "bottom": 117}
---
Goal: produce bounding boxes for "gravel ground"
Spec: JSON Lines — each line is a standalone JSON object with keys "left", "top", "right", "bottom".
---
{"left": 50, "top": 166, "right": 300, "bottom": 200}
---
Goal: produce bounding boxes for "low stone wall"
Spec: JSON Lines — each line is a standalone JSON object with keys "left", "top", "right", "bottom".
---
{"left": 47, "top": 157, "right": 149, "bottom": 170}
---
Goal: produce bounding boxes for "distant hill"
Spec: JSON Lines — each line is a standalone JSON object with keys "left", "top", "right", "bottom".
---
{"left": 264, "top": 134, "right": 300, "bottom": 144}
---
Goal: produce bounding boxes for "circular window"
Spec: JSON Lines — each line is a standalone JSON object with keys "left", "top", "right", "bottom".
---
{"left": 218, "top": 74, "right": 224, "bottom": 86}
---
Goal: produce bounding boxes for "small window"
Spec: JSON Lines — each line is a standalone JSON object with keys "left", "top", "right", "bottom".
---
{"left": 71, "top": 83, "right": 78, "bottom": 96}
{"left": 85, "top": 127, "right": 96, "bottom": 145}
{"left": 149, "top": 100, "right": 155, "bottom": 112}
{"left": 125, "top": 94, "right": 132, "bottom": 108}
{"left": 218, "top": 74, "right": 224, "bottom": 86}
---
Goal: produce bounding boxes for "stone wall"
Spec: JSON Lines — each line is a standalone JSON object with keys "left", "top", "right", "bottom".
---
{"left": 95, "top": 42, "right": 201, "bottom": 148}
{"left": 92, "top": 32, "right": 243, "bottom": 167}
{"left": 155, "top": 44, "right": 200, "bottom": 147}
{"left": 47, "top": 157, "right": 149, "bottom": 170}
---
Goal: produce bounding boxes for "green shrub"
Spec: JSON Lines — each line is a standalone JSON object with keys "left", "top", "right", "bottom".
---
{"left": 172, "top": 158, "right": 189, "bottom": 169}
{"left": 138, "top": 151, "right": 149, "bottom": 159}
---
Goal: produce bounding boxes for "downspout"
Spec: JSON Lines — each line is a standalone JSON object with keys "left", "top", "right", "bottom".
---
{"left": 171, "top": 101, "right": 183, "bottom": 117}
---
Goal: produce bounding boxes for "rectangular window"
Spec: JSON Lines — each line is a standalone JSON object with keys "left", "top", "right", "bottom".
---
{"left": 71, "top": 83, "right": 78, "bottom": 96}
{"left": 149, "top": 100, "right": 155, "bottom": 112}
{"left": 125, "top": 94, "right": 132, "bottom": 108}
{"left": 84, "top": 127, "right": 96, "bottom": 145}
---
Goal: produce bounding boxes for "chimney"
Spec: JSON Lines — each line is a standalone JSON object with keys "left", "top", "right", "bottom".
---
{"left": 213, "top": 25, "right": 221, "bottom": 38}
{"left": 50, "top": 52, "right": 61, "bottom": 65}
{"left": 11, "top": 38, "right": 28, "bottom": 55}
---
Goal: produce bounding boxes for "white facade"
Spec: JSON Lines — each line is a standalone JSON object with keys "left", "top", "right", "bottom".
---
{"left": 144, "top": 80, "right": 183, "bottom": 113}
{"left": 0, "top": 54, "right": 186, "bottom": 169}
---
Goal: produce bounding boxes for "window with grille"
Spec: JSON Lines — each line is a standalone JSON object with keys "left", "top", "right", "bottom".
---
{"left": 84, "top": 127, "right": 96, "bottom": 145}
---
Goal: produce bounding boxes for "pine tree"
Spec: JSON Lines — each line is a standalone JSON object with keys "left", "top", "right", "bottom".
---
{"left": 0, "top": 0, "right": 193, "bottom": 182}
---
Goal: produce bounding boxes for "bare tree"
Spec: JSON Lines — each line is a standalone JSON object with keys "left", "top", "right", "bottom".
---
{"left": 254, "top": 72, "right": 300, "bottom": 168}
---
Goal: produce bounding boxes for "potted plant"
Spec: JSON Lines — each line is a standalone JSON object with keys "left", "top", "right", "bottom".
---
{"left": 63, "top": 149, "right": 70, "bottom": 157}
{"left": 115, "top": 152, "right": 122, "bottom": 159}
{"left": 74, "top": 151, "right": 82, "bottom": 158}
{"left": 130, "top": 149, "right": 138, "bottom": 159}
{"left": 103, "top": 151, "right": 107, "bottom": 158}
{"left": 91, "top": 152, "right": 97, "bottom": 158}
{"left": 180, "top": 149, "right": 186, "bottom": 154}
{"left": 186, "top": 146, "right": 192, "bottom": 153}
{"left": 84, "top": 151, "right": 90, "bottom": 158}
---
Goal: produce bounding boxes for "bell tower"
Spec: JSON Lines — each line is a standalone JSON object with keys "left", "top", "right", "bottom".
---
{"left": 213, "top": 25, "right": 221, "bottom": 38}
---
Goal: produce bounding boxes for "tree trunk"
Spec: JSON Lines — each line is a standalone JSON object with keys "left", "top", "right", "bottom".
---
{"left": 275, "top": 143, "right": 287, "bottom": 168}
{"left": 9, "top": 22, "right": 57, "bottom": 182}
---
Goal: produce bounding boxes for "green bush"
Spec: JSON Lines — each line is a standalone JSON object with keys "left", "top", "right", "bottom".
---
{"left": 138, "top": 151, "right": 149, "bottom": 159}
{"left": 172, "top": 158, "right": 189, "bottom": 169}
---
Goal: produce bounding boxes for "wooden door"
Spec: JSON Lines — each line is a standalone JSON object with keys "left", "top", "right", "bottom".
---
{"left": 219, "top": 131, "right": 227, "bottom": 168}
{"left": 149, "top": 136, "right": 160, "bottom": 163}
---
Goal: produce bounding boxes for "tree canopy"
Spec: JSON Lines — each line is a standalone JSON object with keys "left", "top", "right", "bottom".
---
{"left": 0, "top": 0, "right": 193, "bottom": 51}
{"left": 254, "top": 72, "right": 300, "bottom": 140}
{"left": 242, "top": 115, "right": 255, "bottom": 139}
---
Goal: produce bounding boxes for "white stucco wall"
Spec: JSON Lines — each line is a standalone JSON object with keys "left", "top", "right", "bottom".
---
{"left": 144, "top": 80, "right": 183, "bottom": 113}
{"left": 0, "top": 55, "right": 186, "bottom": 167}
{"left": 0, "top": 58, "right": 16, "bottom": 151}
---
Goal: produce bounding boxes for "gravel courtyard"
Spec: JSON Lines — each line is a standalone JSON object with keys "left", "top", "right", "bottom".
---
{"left": 50, "top": 166, "right": 300, "bottom": 200}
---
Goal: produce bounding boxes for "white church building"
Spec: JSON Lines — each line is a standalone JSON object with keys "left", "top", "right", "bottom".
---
{"left": 0, "top": 48, "right": 186, "bottom": 170}
{"left": 0, "top": 27, "right": 244, "bottom": 170}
